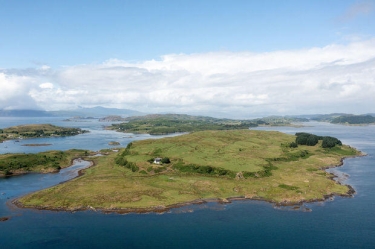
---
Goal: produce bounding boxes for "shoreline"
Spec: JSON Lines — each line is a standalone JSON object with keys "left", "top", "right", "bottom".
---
{"left": 10, "top": 154, "right": 363, "bottom": 214}
{"left": 6, "top": 158, "right": 94, "bottom": 211}
{"left": 0, "top": 154, "right": 94, "bottom": 178}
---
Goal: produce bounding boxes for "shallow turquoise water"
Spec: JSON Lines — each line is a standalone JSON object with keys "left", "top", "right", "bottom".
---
{"left": 0, "top": 119, "right": 374, "bottom": 248}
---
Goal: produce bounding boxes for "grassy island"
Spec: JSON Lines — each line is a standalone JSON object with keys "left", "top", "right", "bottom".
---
{"left": 107, "top": 114, "right": 258, "bottom": 135}
{"left": 0, "top": 124, "right": 88, "bottom": 143}
{"left": 107, "top": 114, "right": 308, "bottom": 135}
{"left": 17, "top": 130, "right": 361, "bottom": 212}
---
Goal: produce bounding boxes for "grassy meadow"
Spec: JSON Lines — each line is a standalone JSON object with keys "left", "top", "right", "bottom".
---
{"left": 18, "top": 130, "right": 361, "bottom": 211}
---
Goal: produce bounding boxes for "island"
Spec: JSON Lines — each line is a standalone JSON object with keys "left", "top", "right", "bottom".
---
{"left": 106, "top": 114, "right": 309, "bottom": 135}
{"left": 309, "top": 113, "right": 375, "bottom": 125}
{"left": 15, "top": 130, "right": 361, "bottom": 213}
{"left": 108, "top": 141, "right": 120, "bottom": 146}
{"left": 107, "top": 114, "right": 254, "bottom": 135}
{"left": 63, "top": 116, "right": 96, "bottom": 122}
{"left": 331, "top": 115, "right": 375, "bottom": 125}
{"left": 99, "top": 115, "right": 127, "bottom": 122}
{"left": 0, "top": 124, "right": 88, "bottom": 143}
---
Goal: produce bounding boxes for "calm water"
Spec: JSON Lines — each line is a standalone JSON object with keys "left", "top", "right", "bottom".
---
{"left": 0, "top": 119, "right": 374, "bottom": 248}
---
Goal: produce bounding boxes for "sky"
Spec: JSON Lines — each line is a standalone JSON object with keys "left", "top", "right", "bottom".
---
{"left": 0, "top": 0, "right": 374, "bottom": 118}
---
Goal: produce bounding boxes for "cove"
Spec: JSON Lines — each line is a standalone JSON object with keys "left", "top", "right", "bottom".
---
{"left": 0, "top": 159, "right": 92, "bottom": 218}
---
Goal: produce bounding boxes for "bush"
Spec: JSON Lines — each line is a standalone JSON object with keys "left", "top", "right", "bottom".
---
{"left": 161, "top": 157, "right": 170, "bottom": 164}
{"left": 4, "top": 169, "right": 12, "bottom": 176}
{"left": 289, "top": 142, "right": 298, "bottom": 148}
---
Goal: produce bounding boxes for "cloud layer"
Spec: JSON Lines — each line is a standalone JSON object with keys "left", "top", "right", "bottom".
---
{"left": 1, "top": 39, "right": 375, "bottom": 118}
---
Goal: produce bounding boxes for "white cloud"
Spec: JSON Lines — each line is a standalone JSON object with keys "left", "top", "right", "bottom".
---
{"left": 1, "top": 39, "right": 375, "bottom": 117}
{"left": 39, "top": 65, "right": 51, "bottom": 71}
{"left": 0, "top": 73, "right": 40, "bottom": 110}
{"left": 39, "top": 82, "right": 54, "bottom": 89}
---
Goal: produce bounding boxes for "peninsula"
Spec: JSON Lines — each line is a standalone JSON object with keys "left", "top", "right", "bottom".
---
{"left": 16, "top": 130, "right": 361, "bottom": 212}
{"left": 0, "top": 149, "right": 90, "bottom": 176}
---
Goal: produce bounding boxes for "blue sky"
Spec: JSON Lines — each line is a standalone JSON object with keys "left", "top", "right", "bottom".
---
{"left": 0, "top": 0, "right": 374, "bottom": 117}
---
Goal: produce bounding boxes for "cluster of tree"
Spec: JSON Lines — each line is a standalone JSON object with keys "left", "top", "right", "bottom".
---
{"left": 295, "top": 133, "right": 320, "bottom": 146}
{"left": 114, "top": 143, "right": 139, "bottom": 172}
{"left": 331, "top": 115, "right": 375, "bottom": 124}
{"left": 322, "top": 136, "right": 342, "bottom": 148}
{"left": 294, "top": 132, "right": 342, "bottom": 148}
{"left": 115, "top": 155, "right": 139, "bottom": 172}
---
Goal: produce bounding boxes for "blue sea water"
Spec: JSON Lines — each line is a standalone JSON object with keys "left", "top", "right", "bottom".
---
{"left": 0, "top": 118, "right": 374, "bottom": 248}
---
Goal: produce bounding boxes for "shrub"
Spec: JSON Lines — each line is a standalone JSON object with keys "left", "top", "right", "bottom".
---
{"left": 289, "top": 142, "right": 298, "bottom": 148}
{"left": 161, "top": 157, "right": 170, "bottom": 164}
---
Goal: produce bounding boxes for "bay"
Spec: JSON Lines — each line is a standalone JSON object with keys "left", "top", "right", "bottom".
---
{"left": 0, "top": 118, "right": 374, "bottom": 248}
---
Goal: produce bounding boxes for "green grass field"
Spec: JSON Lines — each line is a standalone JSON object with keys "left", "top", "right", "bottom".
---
{"left": 18, "top": 130, "right": 361, "bottom": 211}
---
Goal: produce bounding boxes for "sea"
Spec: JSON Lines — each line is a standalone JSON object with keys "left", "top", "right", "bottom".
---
{"left": 0, "top": 117, "right": 374, "bottom": 249}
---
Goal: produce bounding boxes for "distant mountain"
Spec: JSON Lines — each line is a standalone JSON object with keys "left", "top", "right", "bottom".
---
{"left": 0, "top": 107, "right": 144, "bottom": 118}
{"left": 0, "top": 109, "right": 52, "bottom": 117}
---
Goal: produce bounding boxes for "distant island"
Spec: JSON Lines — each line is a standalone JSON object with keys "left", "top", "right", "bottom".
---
{"left": 16, "top": 130, "right": 361, "bottom": 212}
{"left": 304, "top": 113, "right": 375, "bottom": 124}
{"left": 106, "top": 114, "right": 306, "bottom": 135}
{"left": 330, "top": 115, "right": 375, "bottom": 125}
{"left": 99, "top": 115, "right": 127, "bottom": 122}
{"left": 63, "top": 116, "right": 96, "bottom": 122}
{"left": 0, "top": 124, "right": 88, "bottom": 143}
